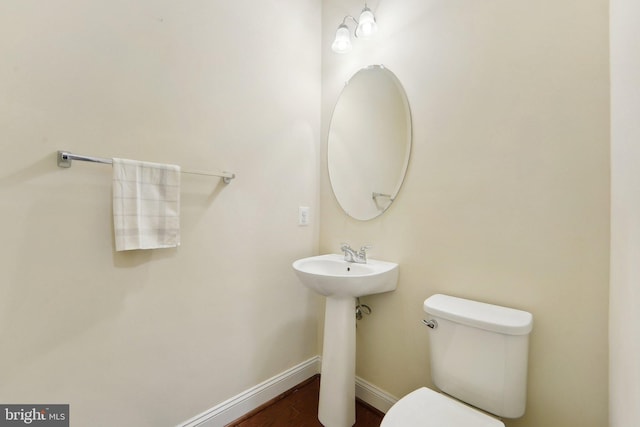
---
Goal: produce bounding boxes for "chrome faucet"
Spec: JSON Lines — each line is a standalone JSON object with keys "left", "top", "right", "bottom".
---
{"left": 340, "top": 243, "right": 371, "bottom": 264}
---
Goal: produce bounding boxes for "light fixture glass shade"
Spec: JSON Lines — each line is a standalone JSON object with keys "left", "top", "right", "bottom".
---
{"left": 355, "top": 7, "right": 377, "bottom": 39}
{"left": 331, "top": 24, "right": 352, "bottom": 53}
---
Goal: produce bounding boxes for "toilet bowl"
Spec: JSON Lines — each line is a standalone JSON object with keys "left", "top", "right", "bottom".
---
{"left": 381, "top": 387, "right": 503, "bottom": 427}
{"left": 380, "top": 294, "right": 533, "bottom": 426}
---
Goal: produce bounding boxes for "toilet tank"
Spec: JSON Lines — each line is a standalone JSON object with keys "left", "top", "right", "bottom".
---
{"left": 423, "top": 294, "right": 533, "bottom": 419}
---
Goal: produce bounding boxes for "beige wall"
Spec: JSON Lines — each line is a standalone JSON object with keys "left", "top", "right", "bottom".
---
{"left": 321, "top": 1, "right": 610, "bottom": 426}
{"left": 0, "top": 1, "right": 320, "bottom": 426}
{"left": 610, "top": 0, "right": 640, "bottom": 426}
{"left": 0, "top": 1, "right": 614, "bottom": 426}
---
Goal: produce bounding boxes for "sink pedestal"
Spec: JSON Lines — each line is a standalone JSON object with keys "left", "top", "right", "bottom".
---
{"left": 318, "top": 296, "right": 356, "bottom": 427}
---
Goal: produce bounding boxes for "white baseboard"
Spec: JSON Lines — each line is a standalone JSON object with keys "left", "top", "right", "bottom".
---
{"left": 355, "top": 376, "right": 398, "bottom": 414}
{"left": 178, "top": 355, "right": 399, "bottom": 427}
{"left": 179, "top": 356, "right": 321, "bottom": 427}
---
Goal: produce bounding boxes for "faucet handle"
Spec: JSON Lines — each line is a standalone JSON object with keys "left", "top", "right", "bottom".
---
{"left": 340, "top": 242, "right": 352, "bottom": 250}
{"left": 357, "top": 245, "right": 372, "bottom": 263}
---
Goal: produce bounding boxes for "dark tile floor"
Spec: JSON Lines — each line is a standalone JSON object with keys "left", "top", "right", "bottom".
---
{"left": 227, "top": 375, "right": 384, "bottom": 427}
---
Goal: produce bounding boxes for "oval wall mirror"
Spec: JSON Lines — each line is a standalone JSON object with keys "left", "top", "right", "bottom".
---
{"left": 328, "top": 65, "right": 412, "bottom": 221}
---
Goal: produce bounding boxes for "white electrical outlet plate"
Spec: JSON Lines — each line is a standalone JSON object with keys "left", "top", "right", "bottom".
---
{"left": 299, "top": 206, "right": 310, "bottom": 226}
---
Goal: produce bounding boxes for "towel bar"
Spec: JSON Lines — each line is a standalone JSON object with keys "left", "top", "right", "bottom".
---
{"left": 57, "top": 150, "right": 235, "bottom": 184}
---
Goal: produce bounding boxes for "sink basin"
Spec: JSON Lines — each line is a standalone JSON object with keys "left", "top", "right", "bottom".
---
{"left": 292, "top": 254, "right": 398, "bottom": 297}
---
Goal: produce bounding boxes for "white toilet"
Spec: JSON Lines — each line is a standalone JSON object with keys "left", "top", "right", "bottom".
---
{"left": 381, "top": 294, "right": 533, "bottom": 427}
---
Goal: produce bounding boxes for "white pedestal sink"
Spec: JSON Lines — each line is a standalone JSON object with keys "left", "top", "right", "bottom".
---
{"left": 293, "top": 254, "right": 399, "bottom": 427}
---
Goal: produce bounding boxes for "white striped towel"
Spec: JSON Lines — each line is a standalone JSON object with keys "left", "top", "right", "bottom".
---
{"left": 112, "top": 158, "right": 181, "bottom": 251}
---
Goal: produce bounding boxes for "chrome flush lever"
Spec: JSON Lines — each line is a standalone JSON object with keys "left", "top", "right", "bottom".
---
{"left": 422, "top": 319, "right": 438, "bottom": 329}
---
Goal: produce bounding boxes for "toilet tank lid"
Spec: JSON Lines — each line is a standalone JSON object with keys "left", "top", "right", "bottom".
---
{"left": 424, "top": 294, "right": 533, "bottom": 335}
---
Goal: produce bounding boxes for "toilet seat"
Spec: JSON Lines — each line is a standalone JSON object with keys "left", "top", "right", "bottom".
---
{"left": 380, "top": 387, "right": 504, "bottom": 427}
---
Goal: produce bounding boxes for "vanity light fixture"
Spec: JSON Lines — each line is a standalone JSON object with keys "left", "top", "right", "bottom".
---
{"left": 331, "top": 3, "right": 378, "bottom": 54}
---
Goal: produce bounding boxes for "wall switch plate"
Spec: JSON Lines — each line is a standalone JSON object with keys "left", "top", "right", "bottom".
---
{"left": 298, "top": 206, "right": 310, "bottom": 226}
